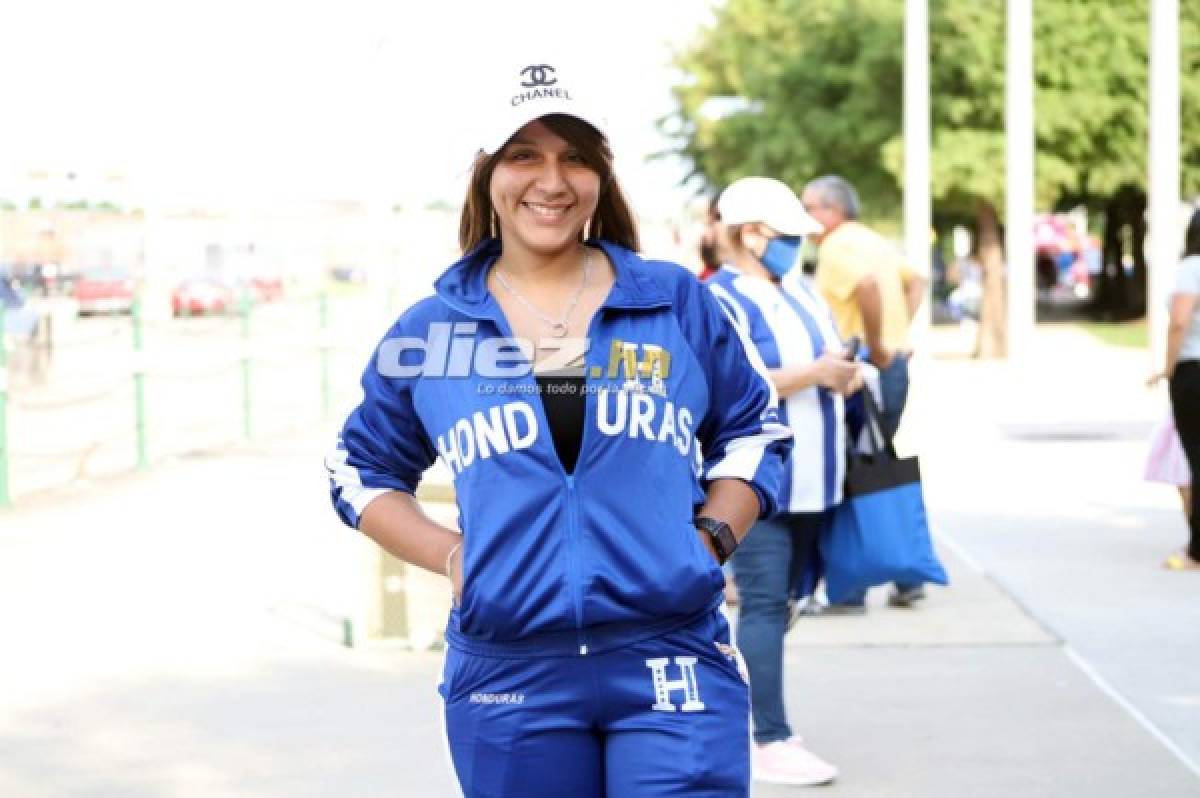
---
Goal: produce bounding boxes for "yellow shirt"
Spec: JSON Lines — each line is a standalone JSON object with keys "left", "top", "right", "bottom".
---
{"left": 814, "top": 221, "right": 919, "bottom": 350}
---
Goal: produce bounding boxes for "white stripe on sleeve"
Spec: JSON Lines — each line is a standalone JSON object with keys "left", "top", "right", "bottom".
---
{"left": 325, "top": 443, "right": 392, "bottom": 518}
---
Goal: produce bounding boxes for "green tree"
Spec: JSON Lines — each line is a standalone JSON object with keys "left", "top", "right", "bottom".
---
{"left": 885, "top": 3, "right": 1009, "bottom": 355}
{"left": 667, "top": 0, "right": 1200, "bottom": 354}
{"left": 1032, "top": 2, "right": 1200, "bottom": 205}
{"left": 668, "top": 0, "right": 904, "bottom": 220}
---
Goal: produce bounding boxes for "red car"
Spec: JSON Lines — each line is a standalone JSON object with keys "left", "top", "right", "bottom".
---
{"left": 74, "top": 268, "right": 135, "bottom": 315}
{"left": 245, "top": 274, "right": 284, "bottom": 302}
{"left": 171, "top": 277, "right": 235, "bottom": 317}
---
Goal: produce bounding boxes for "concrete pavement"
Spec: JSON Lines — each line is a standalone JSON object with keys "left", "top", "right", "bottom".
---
{"left": 1, "top": 321, "right": 1198, "bottom": 796}
{"left": 908, "top": 322, "right": 1200, "bottom": 776}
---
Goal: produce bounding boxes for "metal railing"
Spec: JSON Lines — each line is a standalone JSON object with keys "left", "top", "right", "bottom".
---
{"left": 0, "top": 287, "right": 393, "bottom": 507}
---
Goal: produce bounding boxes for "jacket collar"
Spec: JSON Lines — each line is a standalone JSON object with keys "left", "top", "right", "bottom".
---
{"left": 433, "top": 238, "right": 672, "bottom": 320}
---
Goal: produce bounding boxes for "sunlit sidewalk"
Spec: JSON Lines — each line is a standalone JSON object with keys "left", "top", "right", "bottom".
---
{"left": 1, "top": 323, "right": 1197, "bottom": 796}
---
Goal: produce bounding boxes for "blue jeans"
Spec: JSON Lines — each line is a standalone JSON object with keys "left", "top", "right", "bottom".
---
{"left": 840, "top": 352, "right": 918, "bottom": 604}
{"left": 877, "top": 351, "right": 910, "bottom": 441}
{"left": 732, "top": 512, "right": 822, "bottom": 744}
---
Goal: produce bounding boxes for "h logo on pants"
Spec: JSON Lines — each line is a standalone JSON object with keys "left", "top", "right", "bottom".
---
{"left": 645, "top": 656, "right": 705, "bottom": 712}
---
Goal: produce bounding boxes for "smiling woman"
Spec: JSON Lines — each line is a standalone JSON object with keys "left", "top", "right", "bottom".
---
{"left": 460, "top": 114, "right": 638, "bottom": 259}
{"left": 467, "top": 115, "right": 641, "bottom": 348}
{"left": 326, "top": 56, "right": 793, "bottom": 798}
{"left": 491, "top": 122, "right": 603, "bottom": 259}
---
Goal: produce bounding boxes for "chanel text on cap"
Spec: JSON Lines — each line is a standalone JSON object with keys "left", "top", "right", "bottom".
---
{"left": 717, "top": 177, "right": 823, "bottom": 237}
{"left": 480, "top": 61, "right": 610, "bottom": 155}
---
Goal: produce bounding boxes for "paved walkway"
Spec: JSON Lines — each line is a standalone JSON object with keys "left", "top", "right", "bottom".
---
{"left": 1, "top": 322, "right": 1198, "bottom": 796}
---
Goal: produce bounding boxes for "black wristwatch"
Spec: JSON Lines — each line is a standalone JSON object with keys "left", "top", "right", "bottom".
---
{"left": 695, "top": 516, "right": 738, "bottom": 565}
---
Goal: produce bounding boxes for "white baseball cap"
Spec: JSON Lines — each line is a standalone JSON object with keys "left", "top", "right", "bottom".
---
{"left": 717, "top": 177, "right": 823, "bottom": 236}
{"left": 479, "top": 60, "right": 610, "bottom": 155}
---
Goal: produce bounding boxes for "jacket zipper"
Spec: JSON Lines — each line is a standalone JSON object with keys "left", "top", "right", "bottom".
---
{"left": 483, "top": 322, "right": 593, "bottom": 655}
{"left": 451, "top": 259, "right": 616, "bottom": 657}
{"left": 564, "top": 474, "right": 588, "bottom": 655}
{"left": 566, "top": 302, "right": 612, "bottom": 656}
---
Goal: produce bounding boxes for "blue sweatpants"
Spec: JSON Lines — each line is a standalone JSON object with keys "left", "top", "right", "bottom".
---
{"left": 440, "top": 610, "right": 750, "bottom": 797}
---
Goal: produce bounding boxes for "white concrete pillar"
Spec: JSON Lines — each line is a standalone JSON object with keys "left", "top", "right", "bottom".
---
{"left": 1148, "top": 0, "right": 1180, "bottom": 369}
{"left": 904, "top": 0, "right": 932, "bottom": 344}
{"left": 1005, "top": 0, "right": 1036, "bottom": 360}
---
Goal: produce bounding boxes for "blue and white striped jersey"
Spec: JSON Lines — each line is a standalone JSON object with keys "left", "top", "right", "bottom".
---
{"left": 707, "top": 266, "right": 846, "bottom": 514}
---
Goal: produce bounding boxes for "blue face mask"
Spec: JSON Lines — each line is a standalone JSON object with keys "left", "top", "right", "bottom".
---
{"left": 759, "top": 235, "right": 803, "bottom": 278}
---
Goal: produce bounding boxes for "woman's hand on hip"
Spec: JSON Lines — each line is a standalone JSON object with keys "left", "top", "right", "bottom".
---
{"left": 445, "top": 542, "right": 464, "bottom": 605}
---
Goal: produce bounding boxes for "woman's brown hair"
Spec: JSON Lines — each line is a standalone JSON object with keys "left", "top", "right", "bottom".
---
{"left": 458, "top": 114, "right": 640, "bottom": 254}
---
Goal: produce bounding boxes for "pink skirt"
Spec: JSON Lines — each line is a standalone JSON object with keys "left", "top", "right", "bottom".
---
{"left": 1144, "top": 412, "right": 1192, "bottom": 486}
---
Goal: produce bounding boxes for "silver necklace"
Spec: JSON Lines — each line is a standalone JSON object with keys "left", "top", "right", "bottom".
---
{"left": 494, "top": 248, "right": 591, "bottom": 338}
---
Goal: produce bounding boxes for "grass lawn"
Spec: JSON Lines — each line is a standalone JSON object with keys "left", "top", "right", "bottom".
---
{"left": 1074, "top": 319, "right": 1148, "bottom": 348}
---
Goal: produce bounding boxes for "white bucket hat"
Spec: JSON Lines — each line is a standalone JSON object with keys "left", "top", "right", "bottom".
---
{"left": 718, "top": 177, "right": 823, "bottom": 236}
{"left": 479, "top": 60, "right": 609, "bottom": 155}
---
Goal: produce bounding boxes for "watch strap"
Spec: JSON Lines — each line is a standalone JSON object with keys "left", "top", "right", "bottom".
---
{"left": 695, "top": 516, "right": 738, "bottom": 565}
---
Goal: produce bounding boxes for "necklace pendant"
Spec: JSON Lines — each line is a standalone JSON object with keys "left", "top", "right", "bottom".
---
{"left": 549, "top": 322, "right": 568, "bottom": 338}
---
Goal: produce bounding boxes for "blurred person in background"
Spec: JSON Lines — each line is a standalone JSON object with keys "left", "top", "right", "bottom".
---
{"left": 1142, "top": 409, "right": 1191, "bottom": 524}
{"left": 708, "top": 176, "right": 862, "bottom": 787}
{"left": 698, "top": 193, "right": 724, "bottom": 281}
{"left": 327, "top": 59, "right": 792, "bottom": 796}
{"left": 696, "top": 188, "right": 743, "bottom": 607}
{"left": 801, "top": 174, "right": 928, "bottom": 611}
{"left": 1149, "top": 207, "right": 1200, "bottom": 571}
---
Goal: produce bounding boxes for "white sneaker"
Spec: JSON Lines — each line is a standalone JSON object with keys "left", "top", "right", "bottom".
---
{"left": 752, "top": 738, "right": 838, "bottom": 786}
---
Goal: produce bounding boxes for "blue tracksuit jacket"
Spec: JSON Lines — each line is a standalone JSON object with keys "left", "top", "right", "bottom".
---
{"left": 327, "top": 238, "right": 792, "bottom": 653}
